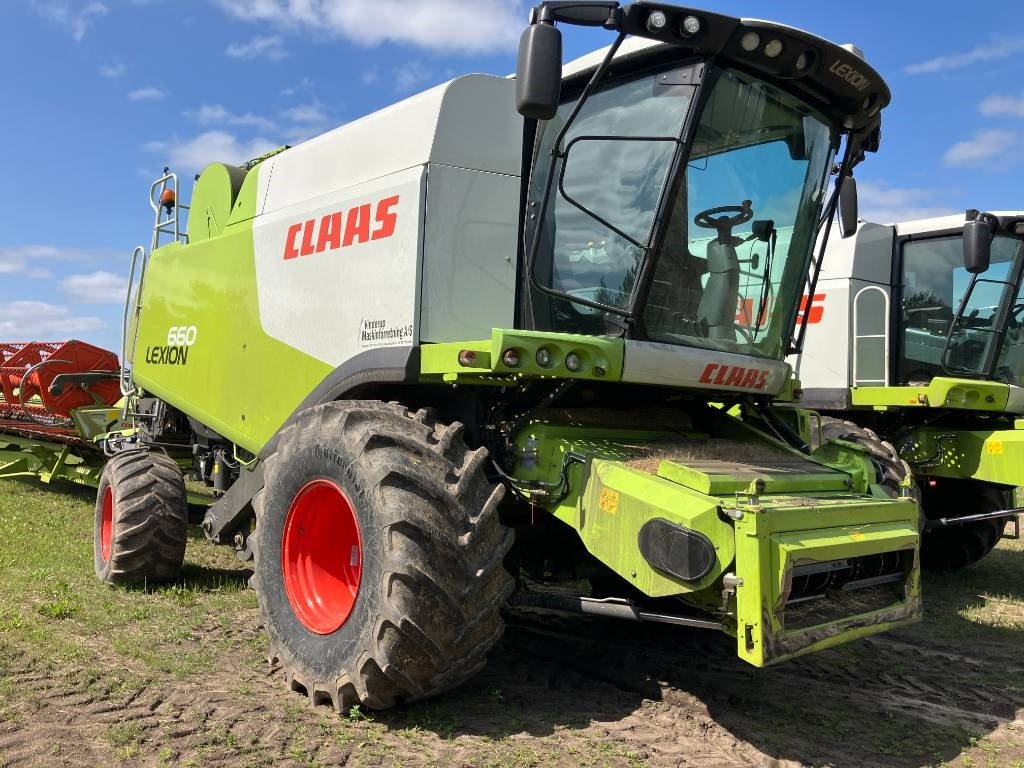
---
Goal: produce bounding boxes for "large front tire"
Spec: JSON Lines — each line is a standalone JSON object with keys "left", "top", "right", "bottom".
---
{"left": 252, "top": 401, "right": 514, "bottom": 712}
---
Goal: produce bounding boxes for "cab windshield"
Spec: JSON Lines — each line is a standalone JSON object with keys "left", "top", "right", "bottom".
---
{"left": 900, "top": 234, "right": 1024, "bottom": 384}
{"left": 526, "top": 62, "right": 837, "bottom": 360}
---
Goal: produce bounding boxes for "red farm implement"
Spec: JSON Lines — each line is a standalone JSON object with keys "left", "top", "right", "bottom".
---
{"left": 0, "top": 340, "right": 121, "bottom": 487}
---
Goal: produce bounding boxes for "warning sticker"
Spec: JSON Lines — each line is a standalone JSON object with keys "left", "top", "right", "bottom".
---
{"left": 599, "top": 488, "right": 620, "bottom": 515}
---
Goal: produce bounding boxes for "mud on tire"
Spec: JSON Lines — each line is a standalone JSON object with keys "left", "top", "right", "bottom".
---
{"left": 818, "top": 417, "right": 915, "bottom": 499}
{"left": 93, "top": 451, "right": 189, "bottom": 585}
{"left": 251, "top": 400, "right": 514, "bottom": 712}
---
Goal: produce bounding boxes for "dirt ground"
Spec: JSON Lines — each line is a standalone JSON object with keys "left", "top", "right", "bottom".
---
{"left": 0, "top": 478, "right": 1022, "bottom": 768}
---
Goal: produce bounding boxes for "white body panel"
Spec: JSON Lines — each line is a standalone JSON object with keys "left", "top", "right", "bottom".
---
{"left": 793, "top": 277, "right": 851, "bottom": 387}
{"left": 260, "top": 76, "right": 521, "bottom": 217}
{"left": 253, "top": 167, "right": 424, "bottom": 367}
{"left": 250, "top": 75, "right": 523, "bottom": 366}
{"left": 623, "top": 340, "right": 791, "bottom": 395}
{"left": 791, "top": 221, "right": 896, "bottom": 391}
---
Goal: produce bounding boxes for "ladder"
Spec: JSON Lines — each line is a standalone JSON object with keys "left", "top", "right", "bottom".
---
{"left": 120, "top": 169, "right": 190, "bottom": 396}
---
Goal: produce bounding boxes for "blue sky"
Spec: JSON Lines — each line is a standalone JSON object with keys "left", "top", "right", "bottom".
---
{"left": 2, "top": 0, "right": 1022, "bottom": 353}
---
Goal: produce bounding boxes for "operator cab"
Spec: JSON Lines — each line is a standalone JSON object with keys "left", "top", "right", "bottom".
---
{"left": 516, "top": 5, "right": 888, "bottom": 369}
{"left": 897, "top": 212, "right": 1024, "bottom": 385}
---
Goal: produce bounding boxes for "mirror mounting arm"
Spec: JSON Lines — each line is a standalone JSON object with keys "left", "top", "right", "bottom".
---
{"left": 533, "top": 1, "right": 623, "bottom": 28}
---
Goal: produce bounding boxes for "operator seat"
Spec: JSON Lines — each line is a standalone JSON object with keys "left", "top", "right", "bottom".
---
{"left": 697, "top": 235, "right": 741, "bottom": 341}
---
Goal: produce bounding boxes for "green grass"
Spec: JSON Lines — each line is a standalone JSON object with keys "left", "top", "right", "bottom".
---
{"left": 0, "top": 479, "right": 260, "bottom": 680}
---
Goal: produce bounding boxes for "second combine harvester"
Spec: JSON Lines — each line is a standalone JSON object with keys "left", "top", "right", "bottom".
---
{"left": 796, "top": 210, "right": 1024, "bottom": 569}
{"left": 99, "top": 2, "right": 919, "bottom": 711}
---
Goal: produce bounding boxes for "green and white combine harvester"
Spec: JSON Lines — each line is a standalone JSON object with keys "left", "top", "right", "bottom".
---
{"left": 1, "top": 2, "right": 925, "bottom": 711}
{"left": 795, "top": 210, "right": 1024, "bottom": 570}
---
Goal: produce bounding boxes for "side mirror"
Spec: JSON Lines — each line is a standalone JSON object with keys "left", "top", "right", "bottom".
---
{"left": 837, "top": 176, "right": 858, "bottom": 238}
{"left": 964, "top": 218, "right": 993, "bottom": 274}
{"left": 516, "top": 23, "right": 562, "bottom": 120}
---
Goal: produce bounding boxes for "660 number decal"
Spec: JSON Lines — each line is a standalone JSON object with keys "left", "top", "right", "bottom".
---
{"left": 166, "top": 326, "right": 198, "bottom": 347}
{"left": 144, "top": 325, "right": 197, "bottom": 367}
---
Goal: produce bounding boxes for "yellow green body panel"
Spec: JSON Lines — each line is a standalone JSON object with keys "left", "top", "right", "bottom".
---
{"left": 577, "top": 459, "right": 735, "bottom": 598}
{"left": 420, "top": 329, "right": 624, "bottom": 384}
{"left": 852, "top": 377, "right": 1013, "bottom": 412}
{"left": 511, "top": 408, "right": 922, "bottom": 666}
{"left": 899, "top": 423, "right": 1024, "bottom": 486}
{"left": 656, "top": 455, "right": 849, "bottom": 495}
{"left": 734, "top": 496, "right": 920, "bottom": 665}
{"left": 849, "top": 377, "right": 1024, "bottom": 487}
{"left": 0, "top": 433, "right": 106, "bottom": 488}
{"left": 131, "top": 181, "right": 332, "bottom": 456}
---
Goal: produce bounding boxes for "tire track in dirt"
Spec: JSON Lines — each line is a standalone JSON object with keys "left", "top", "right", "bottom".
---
{"left": 494, "top": 621, "right": 771, "bottom": 768}
{"left": 500, "top": 611, "right": 1024, "bottom": 768}
{"left": 2, "top": 589, "right": 1020, "bottom": 767}
{"left": 0, "top": 630, "right": 358, "bottom": 768}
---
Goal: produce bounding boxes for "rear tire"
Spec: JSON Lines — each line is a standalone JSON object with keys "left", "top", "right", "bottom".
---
{"left": 93, "top": 451, "right": 189, "bottom": 585}
{"left": 251, "top": 400, "right": 514, "bottom": 712}
{"left": 919, "top": 480, "right": 1008, "bottom": 571}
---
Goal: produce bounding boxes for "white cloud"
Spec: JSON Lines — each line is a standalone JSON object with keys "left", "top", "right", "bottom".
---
{"left": 188, "top": 104, "right": 277, "bottom": 132}
{"left": 393, "top": 60, "right": 431, "bottom": 93}
{"left": 280, "top": 102, "right": 327, "bottom": 124}
{"left": 145, "top": 130, "right": 277, "bottom": 172}
{"left": 856, "top": 181, "right": 958, "bottom": 224}
{"left": 30, "top": 0, "right": 108, "bottom": 42}
{"left": 0, "top": 301, "right": 105, "bottom": 339}
{"left": 213, "top": 0, "right": 524, "bottom": 54}
{"left": 278, "top": 102, "right": 332, "bottom": 143}
{"left": 943, "top": 129, "right": 1019, "bottom": 167}
{"left": 979, "top": 93, "right": 1024, "bottom": 118}
{"left": 129, "top": 87, "right": 167, "bottom": 101}
{"left": 361, "top": 67, "right": 380, "bottom": 86}
{"left": 226, "top": 34, "right": 288, "bottom": 62}
{"left": 281, "top": 77, "right": 315, "bottom": 97}
{"left": 60, "top": 271, "right": 127, "bottom": 304}
{"left": 905, "top": 35, "right": 1024, "bottom": 75}
{"left": 99, "top": 59, "right": 125, "bottom": 78}
{"left": 0, "top": 244, "right": 115, "bottom": 277}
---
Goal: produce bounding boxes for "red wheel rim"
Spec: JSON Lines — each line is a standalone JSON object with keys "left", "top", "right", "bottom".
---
{"left": 100, "top": 487, "right": 113, "bottom": 562}
{"left": 281, "top": 479, "right": 362, "bottom": 635}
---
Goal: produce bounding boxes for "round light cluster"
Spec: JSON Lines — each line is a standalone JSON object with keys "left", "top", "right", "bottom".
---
{"left": 764, "top": 39, "right": 783, "bottom": 58}
{"left": 740, "top": 31, "right": 760, "bottom": 52}
{"left": 646, "top": 10, "right": 667, "bottom": 32}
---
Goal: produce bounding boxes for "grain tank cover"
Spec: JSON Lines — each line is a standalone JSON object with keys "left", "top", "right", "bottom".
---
{"left": 188, "top": 163, "right": 247, "bottom": 243}
{"left": 260, "top": 75, "right": 521, "bottom": 217}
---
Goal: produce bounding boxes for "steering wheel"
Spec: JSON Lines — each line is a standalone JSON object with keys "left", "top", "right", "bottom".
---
{"left": 694, "top": 201, "right": 754, "bottom": 241}
{"left": 734, "top": 323, "right": 755, "bottom": 346}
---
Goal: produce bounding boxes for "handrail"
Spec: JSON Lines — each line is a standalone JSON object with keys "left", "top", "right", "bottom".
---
{"left": 148, "top": 169, "right": 190, "bottom": 250}
{"left": 121, "top": 245, "right": 146, "bottom": 396}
